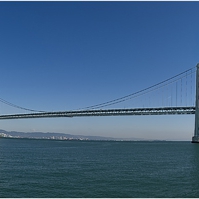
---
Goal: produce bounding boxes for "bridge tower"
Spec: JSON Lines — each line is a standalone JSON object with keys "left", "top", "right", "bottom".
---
{"left": 192, "top": 63, "right": 199, "bottom": 143}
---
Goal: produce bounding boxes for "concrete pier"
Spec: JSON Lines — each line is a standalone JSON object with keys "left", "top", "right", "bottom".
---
{"left": 192, "top": 136, "right": 199, "bottom": 143}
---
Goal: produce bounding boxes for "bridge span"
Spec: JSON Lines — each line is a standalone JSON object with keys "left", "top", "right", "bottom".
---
{"left": 0, "top": 64, "right": 198, "bottom": 142}
{"left": 0, "top": 106, "right": 195, "bottom": 120}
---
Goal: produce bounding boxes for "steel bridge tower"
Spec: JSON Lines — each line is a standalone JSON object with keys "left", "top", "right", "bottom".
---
{"left": 192, "top": 63, "right": 199, "bottom": 143}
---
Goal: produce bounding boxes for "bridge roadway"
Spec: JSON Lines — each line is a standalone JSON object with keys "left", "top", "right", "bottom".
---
{"left": 0, "top": 106, "right": 195, "bottom": 120}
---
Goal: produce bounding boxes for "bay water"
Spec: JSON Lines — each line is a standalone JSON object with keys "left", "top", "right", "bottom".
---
{"left": 0, "top": 138, "right": 199, "bottom": 198}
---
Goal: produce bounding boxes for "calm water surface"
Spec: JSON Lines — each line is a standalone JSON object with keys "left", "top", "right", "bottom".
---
{"left": 0, "top": 138, "right": 199, "bottom": 197}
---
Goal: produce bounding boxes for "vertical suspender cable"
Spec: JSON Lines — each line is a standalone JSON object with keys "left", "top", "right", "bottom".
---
{"left": 176, "top": 82, "right": 177, "bottom": 107}
{"left": 186, "top": 72, "right": 187, "bottom": 106}
{"left": 191, "top": 69, "right": 193, "bottom": 106}
{"left": 171, "top": 84, "right": 172, "bottom": 107}
{"left": 181, "top": 78, "right": 182, "bottom": 106}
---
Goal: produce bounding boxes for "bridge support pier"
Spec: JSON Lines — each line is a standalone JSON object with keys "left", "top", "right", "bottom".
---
{"left": 192, "top": 63, "right": 199, "bottom": 143}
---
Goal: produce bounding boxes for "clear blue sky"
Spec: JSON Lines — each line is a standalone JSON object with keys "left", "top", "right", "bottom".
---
{"left": 0, "top": 1, "right": 199, "bottom": 140}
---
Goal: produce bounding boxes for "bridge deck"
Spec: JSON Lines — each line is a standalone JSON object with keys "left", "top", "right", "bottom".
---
{"left": 0, "top": 106, "right": 195, "bottom": 120}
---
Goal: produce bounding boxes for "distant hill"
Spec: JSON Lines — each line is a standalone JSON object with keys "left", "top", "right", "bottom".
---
{"left": 0, "top": 129, "right": 149, "bottom": 141}
{"left": 0, "top": 129, "right": 118, "bottom": 140}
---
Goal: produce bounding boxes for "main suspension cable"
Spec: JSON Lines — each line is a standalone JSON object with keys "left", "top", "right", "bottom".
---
{"left": 0, "top": 97, "right": 45, "bottom": 112}
{"left": 79, "top": 66, "right": 196, "bottom": 110}
{"left": 0, "top": 66, "right": 196, "bottom": 112}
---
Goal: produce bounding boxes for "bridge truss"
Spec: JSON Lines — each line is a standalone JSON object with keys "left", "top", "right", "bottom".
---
{"left": 0, "top": 106, "right": 195, "bottom": 120}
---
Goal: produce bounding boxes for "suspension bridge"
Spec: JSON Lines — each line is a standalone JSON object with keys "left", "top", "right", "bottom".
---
{"left": 0, "top": 64, "right": 199, "bottom": 142}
